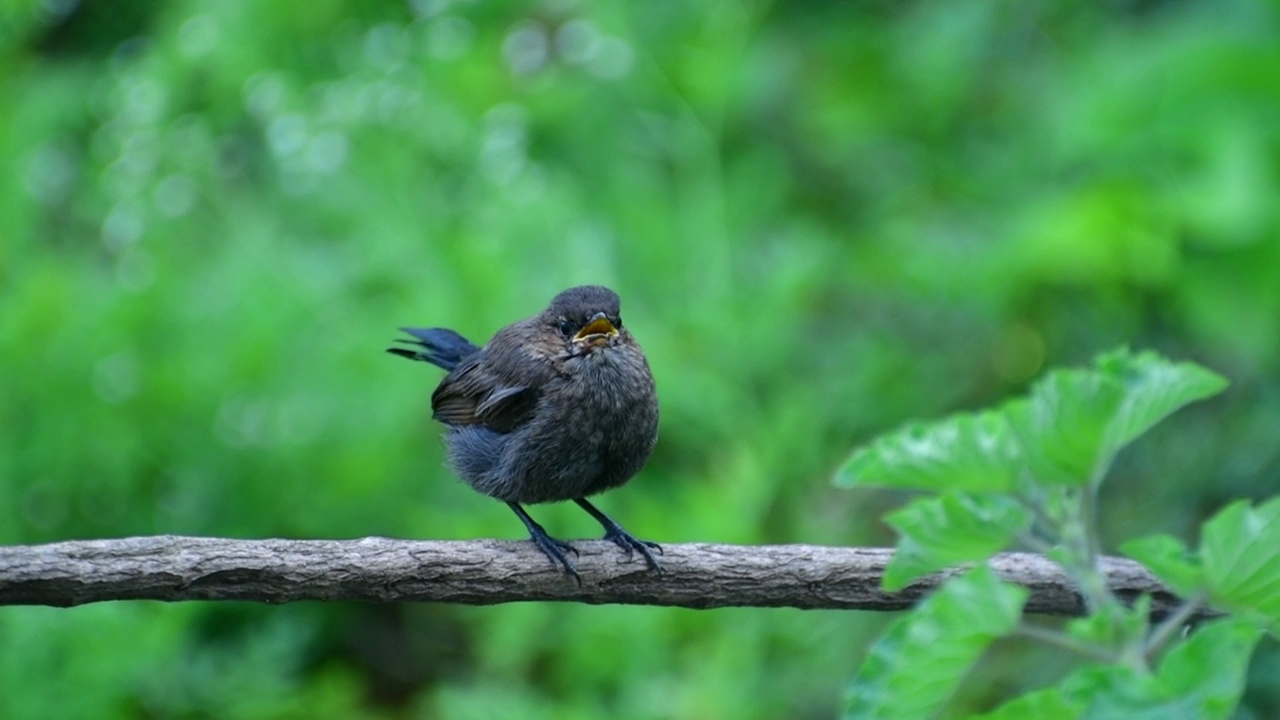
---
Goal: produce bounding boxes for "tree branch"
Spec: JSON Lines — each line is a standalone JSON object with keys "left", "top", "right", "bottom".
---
{"left": 0, "top": 536, "right": 1200, "bottom": 616}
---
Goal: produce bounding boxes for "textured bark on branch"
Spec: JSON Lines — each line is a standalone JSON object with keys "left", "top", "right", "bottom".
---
{"left": 0, "top": 536, "right": 1193, "bottom": 616}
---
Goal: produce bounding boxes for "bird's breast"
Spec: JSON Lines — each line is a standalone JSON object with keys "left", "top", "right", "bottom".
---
{"left": 509, "top": 348, "right": 657, "bottom": 500}
{"left": 564, "top": 349, "right": 657, "bottom": 420}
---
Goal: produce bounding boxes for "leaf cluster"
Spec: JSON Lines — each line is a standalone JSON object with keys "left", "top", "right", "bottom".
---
{"left": 837, "top": 349, "right": 1277, "bottom": 718}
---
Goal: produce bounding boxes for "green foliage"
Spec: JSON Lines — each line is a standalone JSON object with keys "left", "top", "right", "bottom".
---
{"left": 882, "top": 493, "right": 1030, "bottom": 590}
{"left": 836, "top": 411, "right": 1021, "bottom": 493}
{"left": 838, "top": 350, "right": 1276, "bottom": 718}
{"left": 840, "top": 349, "right": 1227, "bottom": 591}
{"left": 1128, "top": 499, "right": 1280, "bottom": 629}
{"left": 1120, "top": 535, "right": 1203, "bottom": 598}
{"left": 4, "top": 0, "right": 1280, "bottom": 717}
{"left": 970, "top": 688, "right": 1083, "bottom": 720}
{"left": 1063, "top": 596, "right": 1151, "bottom": 658}
{"left": 841, "top": 349, "right": 1228, "bottom": 492}
{"left": 1059, "top": 618, "right": 1262, "bottom": 720}
{"left": 845, "top": 567, "right": 1027, "bottom": 719}
{"left": 977, "top": 619, "right": 1260, "bottom": 720}
{"left": 1006, "top": 350, "right": 1228, "bottom": 487}
{"left": 1201, "top": 499, "right": 1280, "bottom": 628}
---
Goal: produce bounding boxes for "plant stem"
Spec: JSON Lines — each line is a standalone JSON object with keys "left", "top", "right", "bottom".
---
{"left": 1072, "top": 486, "right": 1122, "bottom": 614}
{"left": 1015, "top": 623, "right": 1117, "bottom": 663}
{"left": 1080, "top": 486, "right": 1101, "bottom": 569}
{"left": 1144, "top": 592, "right": 1207, "bottom": 662}
{"left": 1016, "top": 530, "right": 1056, "bottom": 556}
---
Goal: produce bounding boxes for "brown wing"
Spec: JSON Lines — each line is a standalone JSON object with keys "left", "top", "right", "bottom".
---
{"left": 430, "top": 352, "right": 541, "bottom": 434}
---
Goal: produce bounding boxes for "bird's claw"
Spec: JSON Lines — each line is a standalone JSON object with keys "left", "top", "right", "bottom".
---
{"left": 529, "top": 531, "right": 582, "bottom": 585}
{"left": 508, "top": 502, "right": 582, "bottom": 584}
{"left": 603, "top": 527, "right": 663, "bottom": 572}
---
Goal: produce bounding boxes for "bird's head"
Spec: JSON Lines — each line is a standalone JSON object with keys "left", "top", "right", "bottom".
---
{"left": 543, "top": 285, "right": 628, "bottom": 355}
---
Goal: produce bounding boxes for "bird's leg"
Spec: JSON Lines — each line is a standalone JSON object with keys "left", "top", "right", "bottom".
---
{"left": 507, "top": 502, "right": 581, "bottom": 584}
{"left": 573, "top": 498, "right": 663, "bottom": 572}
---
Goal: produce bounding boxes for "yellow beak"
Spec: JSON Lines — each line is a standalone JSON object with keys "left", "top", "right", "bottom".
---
{"left": 573, "top": 313, "right": 618, "bottom": 344}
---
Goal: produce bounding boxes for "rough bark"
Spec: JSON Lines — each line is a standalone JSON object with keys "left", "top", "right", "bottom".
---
{"left": 0, "top": 536, "right": 1192, "bottom": 615}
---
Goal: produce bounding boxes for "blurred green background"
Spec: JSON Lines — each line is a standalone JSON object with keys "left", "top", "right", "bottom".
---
{"left": 2, "top": 0, "right": 1279, "bottom": 717}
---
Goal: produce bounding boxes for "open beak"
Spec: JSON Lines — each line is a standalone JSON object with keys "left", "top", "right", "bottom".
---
{"left": 573, "top": 312, "right": 618, "bottom": 346}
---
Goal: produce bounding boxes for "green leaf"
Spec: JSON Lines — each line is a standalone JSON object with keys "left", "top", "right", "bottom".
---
{"left": 1095, "top": 349, "right": 1229, "bottom": 450}
{"left": 1147, "top": 617, "right": 1261, "bottom": 717}
{"left": 837, "top": 349, "right": 1226, "bottom": 494}
{"left": 1004, "top": 370, "right": 1125, "bottom": 485}
{"left": 1058, "top": 617, "right": 1261, "bottom": 720}
{"left": 882, "top": 492, "right": 1032, "bottom": 591}
{"left": 836, "top": 409, "right": 1021, "bottom": 492}
{"left": 844, "top": 567, "right": 1028, "bottom": 720}
{"left": 1065, "top": 595, "right": 1151, "bottom": 651}
{"left": 967, "top": 687, "right": 1083, "bottom": 720}
{"left": 1007, "top": 349, "right": 1227, "bottom": 487}
{"left": 1120, "top": 534, "right": 1203, "bottom": 598}
{"left": 1200, "top": 498, "right": 1280, "bottom": 626}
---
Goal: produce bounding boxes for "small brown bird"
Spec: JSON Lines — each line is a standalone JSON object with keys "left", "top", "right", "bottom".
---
{"left": 388, "top": 285, "right": 661, "bottom": 581}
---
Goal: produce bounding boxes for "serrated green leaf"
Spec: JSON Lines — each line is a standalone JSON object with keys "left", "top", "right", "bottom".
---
{"left": 1058, "top": 618, "right": 1261, "bottom": 720}
{"left": 836, "top": 350, "right": 1226, "bottom": 494}
{"left": 1201, "top": 498, "right": 1280, "bottom": 626}
{"left": 1004, "top": 368, "right": 1126, "bottom": 486}
{"left": 1006, "top": 349, "right": 1227, "bottom": 487}
{"left": 1120, "top": 534, "right": 1203, "bottom": 598}
{"left": 882, "top": 492, "right": 1032, "bottom": 591}
{"left": 1096, "top": 349, "right": 1229, "bottom": 449}
{"left": 835, "top": 410, "right": 1020, "bottom": 492}
{"left": 967, "top": 687, "right": 1083, "bottom": 720}
{"left": 844, "top": 567, "right": 1028, "bottom": 720}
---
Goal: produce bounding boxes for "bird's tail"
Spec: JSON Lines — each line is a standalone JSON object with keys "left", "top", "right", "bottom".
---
{"left": 387, "top": 327, "right": 480, "bottom": 371}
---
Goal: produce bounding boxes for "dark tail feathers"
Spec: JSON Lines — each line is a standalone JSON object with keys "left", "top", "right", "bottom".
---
{"left": 387, "top": 327, "right": 481, "bottom": 371}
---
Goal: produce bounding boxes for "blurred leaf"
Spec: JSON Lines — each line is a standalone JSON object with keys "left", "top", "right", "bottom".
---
{"left": 882, "top": 492, "right": 1031, "bottom": 591}
{"left": 1201, "top": 498, "right": 1280, "bottom": 626}
{"left": 1003, "top": 371, "right": 1124, "bottom": 486}
{"left": 1120, "top": 534, "right": 1203, "bottom": 598}
{"left": 844, "top": 567, "right": 1027, "bottom": 719}
{"left": 1065, "top": 595, "right": 1151, "bottom": 652}
{"left": 836, "top": 410, "right": 1021, "bottom": 492}
{"left": 967, "top": 687, "right": 1083, "bottom": 720}
{"left": 839, "top": 350, "right": 1226, "bottom": 493}
{"left": 1092, "top": 349, "right": 1229, "bottom": 454}
{"left": 1007, "top": 349, "right": 1227, "bottom": 487}
{"left": 1144, "top": 617, "right": 1262, "bottom": 717}
{"left": 1058, "top": 617, "right": 1261, "bottom": 720}
{"left": 975, "top": 608, "right": 1259, "bottom": 720}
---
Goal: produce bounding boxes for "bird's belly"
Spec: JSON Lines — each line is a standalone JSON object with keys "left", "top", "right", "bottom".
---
{"left": 502, "top": 388, "right": 657, "bottom": 504}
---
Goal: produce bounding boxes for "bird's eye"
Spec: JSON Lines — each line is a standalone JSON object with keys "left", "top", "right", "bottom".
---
{"left": 557, "top": 319, "right": 574, "bottom": 337}
{"left": 614, "top": 315, "right": 623, "bottom": 328}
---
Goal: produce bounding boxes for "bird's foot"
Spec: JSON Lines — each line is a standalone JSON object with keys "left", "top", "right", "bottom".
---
{"left": 602, "top": 526, "right": 663, "bottom": 572}
{"left": 528, "top": 527, "right": 582, "bottom": 585}
{"left": 573, "top": 498, "right": 663, "bottom": 573}
{"left": 508, "top": 502, "right": 581, "bottom": 584}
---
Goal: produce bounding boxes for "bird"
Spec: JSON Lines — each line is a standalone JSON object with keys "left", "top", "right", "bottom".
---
{"left": 387, "top": 285, "right": 661, "bottom": 582}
